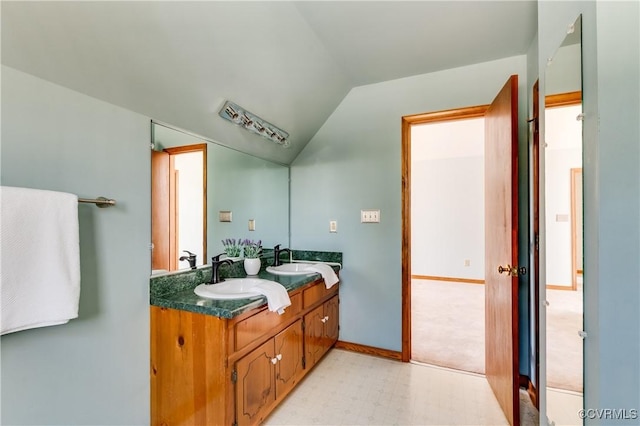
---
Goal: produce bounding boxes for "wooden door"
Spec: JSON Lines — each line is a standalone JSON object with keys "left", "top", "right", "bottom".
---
{"left": 151, "top": 150, "right": 170, "bottom": 271}
{"left": 274, "top": 320, "right": 303, "bottom": 397}
{"left": 235, "top": 339, "right": 276, "bottom": 426}
{"left": 304, "top": 305, "right": 325, "bottom": 369}
{"left": 484, "top": 75, "right": 520, "bottom": 426}
{"left": 323, "top": 296, "right": 340, "bottom": 348}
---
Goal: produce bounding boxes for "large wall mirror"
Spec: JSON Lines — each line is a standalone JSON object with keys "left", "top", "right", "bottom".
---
{"left": 544, "top": 15, "right": 584, "bottom": 425}
{"left": 151, "top": 122, "right": 290, "bottom": 275}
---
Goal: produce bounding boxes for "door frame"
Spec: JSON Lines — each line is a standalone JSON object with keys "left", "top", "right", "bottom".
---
{"left": 401, "top": 105, "right": 488, "bottom": 362}
{"left": 570, "top": 167, "right": 583, "bottom": 290}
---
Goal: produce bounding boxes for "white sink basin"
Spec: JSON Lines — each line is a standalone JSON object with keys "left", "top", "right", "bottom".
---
{"left": 194, "top": 278, "right": 274, "bottom": 300}
{"left": 266, "top": 263, "right": 316, "bottom": 276}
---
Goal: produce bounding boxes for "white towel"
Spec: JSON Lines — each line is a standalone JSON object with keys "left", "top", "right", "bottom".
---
{"left": 303, "top": 263, "right": 340, "bottom": 289}
{"left": 252, "top": 281, "right": 291, "bottom": 315}
{"left": 1, "top": 186, "right": 81, "bottom": 335}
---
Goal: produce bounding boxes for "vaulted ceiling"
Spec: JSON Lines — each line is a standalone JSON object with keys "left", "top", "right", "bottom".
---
{"left": 1, "top": 1, "right": 537, "bottom": 164}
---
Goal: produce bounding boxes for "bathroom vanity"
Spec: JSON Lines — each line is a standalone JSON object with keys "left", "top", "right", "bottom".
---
{"left": 150, "top": 267, "right": 339, "bottom": 426}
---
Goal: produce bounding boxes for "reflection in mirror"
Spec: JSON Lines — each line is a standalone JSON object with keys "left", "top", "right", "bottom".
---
{"left": 152, "top": 124, "right": 207, "bottom": 273}
{"left": 150, "top": 122, "right": 290, "bottom": 276}
{"left": 206, "top": 142, "right": 290, "bottom": 260}
{"left": 544, "top": 15, "right": 584, "bottom": 425}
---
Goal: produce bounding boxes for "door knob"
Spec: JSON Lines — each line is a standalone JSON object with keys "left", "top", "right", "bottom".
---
{"left": 497, "top": 265, "right": 512, "bottom": 275}
{"left": 497, "top": 265, "right": 527, "bottom": 276}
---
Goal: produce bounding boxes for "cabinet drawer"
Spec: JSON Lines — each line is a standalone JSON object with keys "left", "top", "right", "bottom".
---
{"left": 235, "top": 293, "right": 301, "bottom": 352}
{"left": 303, "top": 281, "right": 338, "bottom": 309}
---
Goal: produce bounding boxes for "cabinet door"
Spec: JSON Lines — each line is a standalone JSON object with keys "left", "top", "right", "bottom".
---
{"left": 274, "top": 320, "right": 303, "bottom": 397}
{"left": 304, "top": 304, "right": 325, "bottom": 369}
{"left": 235, "top": 339, "right": 276, "bottom": 426}
{"left": 323, "top": 295, "right": 339, "bottom": 347}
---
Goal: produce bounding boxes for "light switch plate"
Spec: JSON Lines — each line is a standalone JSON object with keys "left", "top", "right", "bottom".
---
{"left": 219, "top": 211, "right": 232, "bottom": 222}
{"left": 248, "top": 219, "right": 255, "bottom": 231}
{"left": 361, "top": 209, "right": 380, "bottom": 223}
{"left": 329, "top": 220, "right": 337, "bottom": 233}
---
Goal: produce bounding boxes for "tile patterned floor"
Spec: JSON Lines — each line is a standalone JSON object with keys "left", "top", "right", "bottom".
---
{"left": 266, "top": 349, "right": 539, "bottom": 425}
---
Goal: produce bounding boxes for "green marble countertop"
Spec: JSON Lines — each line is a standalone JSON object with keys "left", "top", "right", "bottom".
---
{"left": 150, "top": 250, "right": 342, "bottom": 319}
{"left": 151, "top": 270, "right": 328, "bottom": 319}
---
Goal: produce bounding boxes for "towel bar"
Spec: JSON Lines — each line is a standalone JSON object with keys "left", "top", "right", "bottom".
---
{"left": 78, "top": 197, "right": 116, "bottom": 208}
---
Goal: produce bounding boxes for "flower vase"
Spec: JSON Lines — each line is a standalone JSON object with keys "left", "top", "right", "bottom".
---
{"left": 244, "top": 258, "right": 261, "bottom": 275}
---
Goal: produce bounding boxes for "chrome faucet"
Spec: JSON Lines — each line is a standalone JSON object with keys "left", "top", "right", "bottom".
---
{"left": 272, "top": 244, "right": 291, "bottom": 267}
{"left": 179, "top": 250, "right": 197, "bottom": 269}
{"left": 209, "top": 253, "right": 233, "bottom": 284}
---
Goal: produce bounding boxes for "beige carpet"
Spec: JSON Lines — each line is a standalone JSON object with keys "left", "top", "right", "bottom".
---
{"left": 411, "top": 279, "right": 583, "bottom": 392}
{"left": 411, "top": 279, "right": 485, "bottom": 375}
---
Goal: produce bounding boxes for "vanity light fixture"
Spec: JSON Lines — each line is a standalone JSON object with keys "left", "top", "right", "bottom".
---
{"left": 219, "top": 101, "right": 290, "bottom": 147}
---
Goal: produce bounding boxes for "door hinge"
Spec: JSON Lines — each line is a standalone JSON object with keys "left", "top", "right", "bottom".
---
{"left": 535, "top": 233, "right": 539, "bottom": 251}
{"left": 231, "top": 369, "right": 237, "bottom": 383}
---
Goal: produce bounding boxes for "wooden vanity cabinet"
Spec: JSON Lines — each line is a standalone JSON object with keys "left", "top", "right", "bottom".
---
{"left": 234, "top": 320, "right": 303, "bottom": 426}
{"left": 304, "top": 295, "right": 339, "bottom": 370}
{"left": 150, "top": 306, "right": 229, "bottom": 426}
{"left": 151, "top": 278, "right": 338, "bottom": 426}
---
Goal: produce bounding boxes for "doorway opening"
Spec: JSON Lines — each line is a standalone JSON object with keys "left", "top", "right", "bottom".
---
{"left": 406, "top": 109, "right": 487, "bottom": 375}
{"left": 402, "top": 75, "right": 524, "bottom": 426}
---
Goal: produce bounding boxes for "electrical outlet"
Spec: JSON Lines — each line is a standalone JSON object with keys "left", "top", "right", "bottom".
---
{"left": 219, "top": 211, "right": 232, "bottom": 222}
{"left": 464, "top": 259, "right": 471, "bottom": 267}
{"left": 361, "top": 209, "right": 380, "bottom": 223}
{"left": 329, "top": 220, "right": 337, "bottom": 233}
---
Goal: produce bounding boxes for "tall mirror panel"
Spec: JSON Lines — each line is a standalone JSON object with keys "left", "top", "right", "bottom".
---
{"left": 544, "top": 15, "right": 584, "bottom": 426}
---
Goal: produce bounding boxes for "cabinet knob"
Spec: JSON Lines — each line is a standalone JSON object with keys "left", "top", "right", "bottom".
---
{"left": 320, "top": 317, "right": 327, "bottom": 323}
{"left": 276, "top": 354, "right": 282, "bottom": 361}
{"left": 270, "top": 357, "right": 278, "bottom": 364}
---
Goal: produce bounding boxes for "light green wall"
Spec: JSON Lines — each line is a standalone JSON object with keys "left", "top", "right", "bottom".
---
{"left": 290, "top": 56, "right": 529, "bottom": 365}
{"left": 538, "top": 0, "right": 640, "bottom": 422}
{"left": 1, "top": 66, "right": 150, "bottom": 424}
{"left": 546, "top": 43, "right": 582, "bottom": 95}
{"left": 207, "top": 143, "right": 290, "bottom": 256}
{"left": 589, "top": 0, "right": 639, "bottom": 419}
